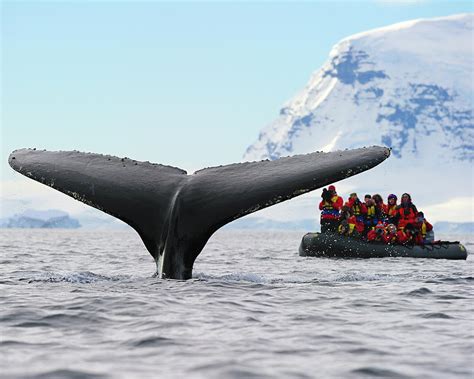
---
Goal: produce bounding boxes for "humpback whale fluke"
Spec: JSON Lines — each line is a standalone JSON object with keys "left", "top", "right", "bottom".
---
{"left": 8, "top": 146, "right": 390, "bottom": 279}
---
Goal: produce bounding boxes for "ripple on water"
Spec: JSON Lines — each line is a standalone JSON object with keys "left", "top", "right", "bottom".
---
{"left": 351, "top": 367, "right": 411, "bottom": 378}
{"left": 194, "top": 272, "right": 268, "bottom": 284}
{"left": 418, "top": 312, "right": 453, "bottom": 319}
{"left": 129, "top": 336, "right": 179, "bottom": 348}
{"left": 438, "top": 276, "right": 474, "bottom": 283}
{"left": 0, "top": 340, "right": 55, "bottom": 348}
{"left": 346, "top": 347, "right": 389, "bottom": 356}
{"left": 219, "top": 367, "right": 274, "bottom": 379}
{"left": 9, "top": 311, "right": 110, "bottom": 329}
{"left": 436, "top": 294, "right": 466, "bottom": 300}
{"left": 325, "top": 272, "right": 399, "bottom": 283}
{"left": 19, "top": 271, "right": 128, "bottom": 284}
{"left": 13, "top": 321, "right": 52, "bottom": 328}
{"left": 402, "top": 287, "right": 433, "bottom": 296}
{"left": 24, "top": 369, "right": 109, "bottom": 379}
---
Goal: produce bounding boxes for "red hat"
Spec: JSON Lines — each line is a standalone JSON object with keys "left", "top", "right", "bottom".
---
{"left": 328, "top": 185, "right": 336, "bottom": 191}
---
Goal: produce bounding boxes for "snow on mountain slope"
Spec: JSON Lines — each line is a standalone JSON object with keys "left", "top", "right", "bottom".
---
{"left": 243, "top": 14, "right": 473, "bottom": 223}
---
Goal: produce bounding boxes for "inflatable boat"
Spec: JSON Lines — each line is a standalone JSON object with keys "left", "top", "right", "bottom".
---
{"left": 299, "top": 232, "right": 468, "bottom": 260}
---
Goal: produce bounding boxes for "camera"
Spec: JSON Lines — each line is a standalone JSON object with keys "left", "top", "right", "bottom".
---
{"left": 322, "top": 188, "right": 332, "bottom": 202}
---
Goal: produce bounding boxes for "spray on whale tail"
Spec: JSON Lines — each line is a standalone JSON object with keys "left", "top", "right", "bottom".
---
{"left": 8, "top": 146, "right": 390, "bottom": 279}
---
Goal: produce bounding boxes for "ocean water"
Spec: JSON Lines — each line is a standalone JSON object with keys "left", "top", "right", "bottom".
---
{"left": 1, "top": 229, "right": 473, "bottom": 379}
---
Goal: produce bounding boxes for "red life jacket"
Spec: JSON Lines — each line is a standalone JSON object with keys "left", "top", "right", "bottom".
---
{"left": 396, "top": 204, "right": 417, "bottom": 228}
{"left": 398, "top": 229, "right": 422, "bottom": 245}
{"left": 367, "top": 229, "right": 385, "bottom": 242}
{"left": 338, "top": 218, "right": 357, "bottom": 236}
{"left": 345, "top": 198, "right": 367, "bottom": 216}
{"left": 319, "top": 195, "right": 343, "bottom": 220}
{"left": 387, "top": 204, "right": 397, "bottom": 217}
{"left": 415, "top": 221, "right": 433, "bottom": 238}
{"left": 346, "top": 215, "right": 364, "bottom": 233}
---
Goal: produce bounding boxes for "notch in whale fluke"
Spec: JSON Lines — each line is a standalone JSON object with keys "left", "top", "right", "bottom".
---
{"left": 8, "top": 146, "right": 390, "bottom": 279}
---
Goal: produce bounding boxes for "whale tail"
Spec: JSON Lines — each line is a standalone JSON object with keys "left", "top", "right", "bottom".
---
{"left": 8, "top": 146, "right": 390, "bottom": 279}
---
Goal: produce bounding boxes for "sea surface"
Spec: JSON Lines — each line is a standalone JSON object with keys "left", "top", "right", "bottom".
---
{"left": 1, "top": 229, "right": 473, "bottom": 379}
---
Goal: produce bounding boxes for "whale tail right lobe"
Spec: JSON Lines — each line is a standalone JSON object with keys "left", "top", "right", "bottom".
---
{"left": 9, "top": 146, "right": 390, "bottom": 279}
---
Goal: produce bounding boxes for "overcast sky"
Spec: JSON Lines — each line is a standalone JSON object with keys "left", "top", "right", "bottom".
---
{"left": 1, "top": 1, "right": 473, "bottom": 218}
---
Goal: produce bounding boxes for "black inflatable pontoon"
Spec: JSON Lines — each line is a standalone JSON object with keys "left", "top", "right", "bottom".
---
{"left": 299, "top": 232, "right": 468, "bottom": 260}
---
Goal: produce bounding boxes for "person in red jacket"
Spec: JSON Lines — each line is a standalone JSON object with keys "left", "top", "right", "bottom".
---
{"left": 363, "top": 194, "right": 376, "bottom": 234}
{"left": 386, "top": 194, "right": 398, "bottom": 224}
{"left": 394, "top": 193, "right": 418, "bottom": 230}
{"left": 398, "top": 223, "right": 423, "bottom": 245}
{"left": 345, "top": 193, "right": 367, "bottom": 227}
{"left": 339, "top": 205, "right": 364, "bottom": 236}
{"left": 319, "top": 185, "right": 343, "bottom": 233}
{"left": 396, "top": 228, "right": 409, "bottom": 244}
{"left": 338, "top": 218, "right": 361, "bottom": 238}
{"left": 372, "top": 194, "right": 388, "bottom": 224}
{"left": 383, "top": 224, "right": 398, "bottom": 244}
{"left": 414, "top": 211, "right": 434, "bottom": 243}
{"left": 367, "top": 221, "right": 385, "bottom": 242}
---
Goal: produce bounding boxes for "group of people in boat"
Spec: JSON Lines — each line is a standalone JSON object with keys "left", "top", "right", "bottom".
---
{"left": 319, "top": 185, "right": 434, "bottom": 245}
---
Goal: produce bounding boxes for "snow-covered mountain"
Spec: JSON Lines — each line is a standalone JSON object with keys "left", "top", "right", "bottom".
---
{"left": 243, "top": 14, "right": 473, "bottom": 223}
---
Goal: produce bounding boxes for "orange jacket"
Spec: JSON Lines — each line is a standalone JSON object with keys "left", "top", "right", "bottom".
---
{"left": 395, "top": 204, "right": 418, "bottom": 228}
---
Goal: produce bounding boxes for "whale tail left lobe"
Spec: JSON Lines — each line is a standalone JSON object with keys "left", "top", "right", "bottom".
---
{"left": 8, "top": 149, "right": 187, "bottom": 261}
